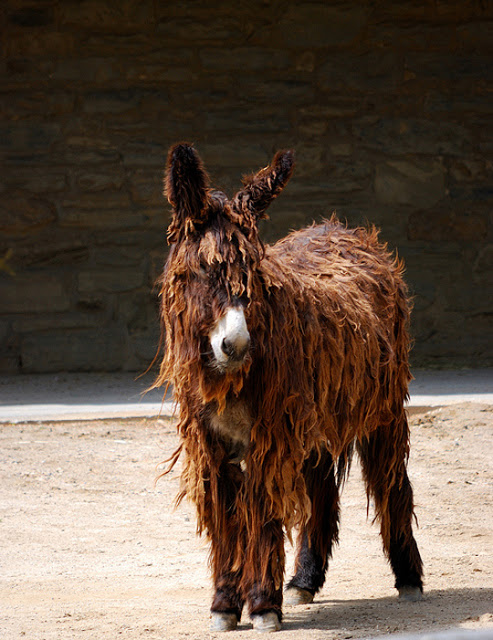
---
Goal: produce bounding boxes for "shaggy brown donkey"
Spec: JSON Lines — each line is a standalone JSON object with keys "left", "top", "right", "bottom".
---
{"left": 155, "top": 144, "right": 423, "bottom": 632}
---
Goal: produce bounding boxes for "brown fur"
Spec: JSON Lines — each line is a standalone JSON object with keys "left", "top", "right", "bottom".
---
{"left": 153, "top": 143, "right": 422, "bottom": 623}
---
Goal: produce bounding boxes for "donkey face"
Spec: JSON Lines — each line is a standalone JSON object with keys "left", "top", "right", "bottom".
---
{"left": 163, "top": 143, "right": 294, "bottom": 374}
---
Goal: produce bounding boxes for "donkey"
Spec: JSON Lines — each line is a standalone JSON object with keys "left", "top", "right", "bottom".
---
{"left": 155, "top": 143, "right": 423, "bottom": 632}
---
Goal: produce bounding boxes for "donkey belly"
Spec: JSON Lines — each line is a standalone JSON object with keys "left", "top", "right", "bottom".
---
{"left": 208, "top": 398, "right": 252, "bottom": 463}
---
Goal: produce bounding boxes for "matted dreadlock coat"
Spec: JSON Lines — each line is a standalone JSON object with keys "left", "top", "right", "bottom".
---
{"left": 154, "top": 144, "right": 412, "bottom": 593}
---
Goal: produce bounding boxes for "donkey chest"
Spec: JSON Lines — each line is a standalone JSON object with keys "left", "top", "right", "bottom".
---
{"left": 208, "top": 399, "right": 252, "bottom": 463}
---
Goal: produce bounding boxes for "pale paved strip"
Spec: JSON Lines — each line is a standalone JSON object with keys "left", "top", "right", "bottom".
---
{"left": 0, "top": 369, "right": 491, "bottom": 423}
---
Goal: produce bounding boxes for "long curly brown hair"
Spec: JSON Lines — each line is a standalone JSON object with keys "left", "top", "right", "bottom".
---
{"left": 154, "top": 143, "right": 413, "bottom": 593}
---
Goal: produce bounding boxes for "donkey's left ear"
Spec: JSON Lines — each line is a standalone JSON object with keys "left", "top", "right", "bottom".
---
{"left": 164, "top": 143, "right": 209, "bottom": 230}
{"left": 232, "top": 149, "right": 294, "bottom": 221}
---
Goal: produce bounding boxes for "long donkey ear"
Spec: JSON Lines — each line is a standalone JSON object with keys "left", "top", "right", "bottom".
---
{"left": 165, "top": 143, "right": 209, "bottom": 241}
{"left": 232, "top": 150, "right": 295, "bottom": 221}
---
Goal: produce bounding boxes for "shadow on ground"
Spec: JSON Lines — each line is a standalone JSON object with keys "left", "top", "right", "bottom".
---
{"left": 280, "top": 588, "right": 493, "bottom": 634}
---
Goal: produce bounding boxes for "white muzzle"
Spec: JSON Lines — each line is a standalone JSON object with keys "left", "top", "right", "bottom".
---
{"left": 209, "top": 306, "right": 250, "bottom": 371}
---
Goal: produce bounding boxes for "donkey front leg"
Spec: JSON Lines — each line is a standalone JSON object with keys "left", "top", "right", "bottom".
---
{"left": 205, "top": 461, "right": 246, "bottom": 631}
{"left": 241, "top": 515, "right": 284, "bottom": 632}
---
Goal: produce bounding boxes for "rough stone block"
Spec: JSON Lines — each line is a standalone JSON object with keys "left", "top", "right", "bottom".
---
{"left": 200, "top": 142, "right": 269, "bottom": 169}
{"left": 205, "top": 108, "right": 290, "bottom": 133}
{"left": 129, "top": 332, "right": 160, "bottom": 364}
{"left": 0, "top": 123, "right": 61, "bottom": 151}
{"left": 408, "top": 209, "right": 489, "bottom": 243}
{"left": 0, "top": 353, "right": 20, "bottom": 375}
{"left": 126, "top": 65, "right": 198, "bottom": 84}
{"left": 353, "top": 117, "right": 472, "bottom": 156}
{"left": 51, "top": 58, "right": 121, "bottom": 85}
{"left": 72, "top": 167, "right": 126, "bottom": 192}
{"left": 6, "top": 168, "right": 67, "bottom": 194}
{"left": 93, "top": 246, "right": 144, "bottom": 268}
{"left": 407, "top": 277, "right": 436, "bottom": 312}
{"left": 12, "top": 311, "right": 104, "bottom": 333}
{"left": 262, "top": 207, "right": 308, "bottom": 243}
{"left": 0, "top": 320, "right": 11, "bottom": 349}
{"left": 474, "top": 244, "right": 493, "bottom": 276}
{"left": 20, "top": 326, "right": 129, "bottom": 373}
{"left": 82, "top": 89, "right": 145, "bottom": 114}
{"left": 411, "top": 311, "right": 493, "bottom": 366}
{"left": 13, "top": 234, "right": 90, "bottom": 268}
{"left": 1, "top": 196, "right": 56, "bottom": 233}
{"left": 375, "top": 159, "right": 445, "bottom": 207}
{"left": 288, "top": 143, "right": 325, "bottom": 178}
{"left": 3, "top": 57, "right": 53, "bottom": 92}
{"left": 0, "top": 320, "right": 21, "bottom": 372}
{"left": 81, "top": 33, "right": 148, "bottom": 56}
{"left": 328, "top": 143, "right": 353, "bottom": 157}
{"left": 58, "top": 0, "right": 153, "bottom": 32}
{"left": 121, "top": 142, "right": 164, "bottom": 167}
{"left": 200, "top": 47, "right": 291, "bottom": 72}
{"left": 448, "top": 158, "right": 489, "bottom": 184}
{"left": 59, "top": 209, "right": 144, "bottom": 229}
{"left": 0, "top": 91, "right": 75, "bottom": 118}
{"left": 128, "top": 169, "right": 163, "bottom": 206}
{"left": 238, "top": 79, "right": 315, "bottom": 104}
{"left": 8, "top": 6, "right": 54, "bottom": 27}
{"left": 3, "top": 31, "right": 76, "bottom": 58}
{"left": 137, "top": 207, "right": 167, "bottom": 230}
{"left": 373, "top": 3, "right": 493, "bottom": 23}
{"left": 59, "top": 193, "right": 141, "bottom": 229}
{"left": 318, "top": 51, "right": 400, "bottom": 92}
{"left": 405, "top": 52, "right": 493, "bottom": 87}
{"left": 299, "top": 101, "right": 360, "bottom": 119}
{"left": 0, "top": 274, "right": 70, "bottom": 314}
{"left": 366, "top": 23, "right": 456, "bottom": 52}
{"left": 148, "top": 248, "right": 168, "bottom": 284}
{"left": 458, "top": 21, "right": 493, "bottom": 51}
{"left": 118, "top": 291, "right": 159, "bottom": 333}
{"left": 276, "top": 4, "right": 368, "bottom": 47}
{"left": 78, "top": 269, "right": 144, "bottom": 294}
{"left": 63, "top": 141, "right": 121, "bottom": 165}
{"left": 443, "top": 278, "right": 492, "bottom": 314}
{"left": 157, "top": 16, "right": 241, "bottom": 42}
{"left": 314, "top": 160, "right": 371, "bottom": 193}
{"left": 122, "top": 49, "right": 194, "bottom": 85}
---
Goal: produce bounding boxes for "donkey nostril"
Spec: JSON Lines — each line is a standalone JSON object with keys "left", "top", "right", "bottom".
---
{"left": 221, "top": 338, "right": 235, "bottom": 357}
{"left": 221, "top": 337, "right": 249, "bottom": 360}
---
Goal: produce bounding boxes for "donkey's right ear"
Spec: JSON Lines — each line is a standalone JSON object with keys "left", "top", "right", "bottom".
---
{"left": 164, "top": 143, "right": 209, "bottom": 232}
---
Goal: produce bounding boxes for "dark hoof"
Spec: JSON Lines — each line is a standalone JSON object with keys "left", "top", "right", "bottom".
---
{"left": 252, "top": 611, "right": 281, "bottom": 632}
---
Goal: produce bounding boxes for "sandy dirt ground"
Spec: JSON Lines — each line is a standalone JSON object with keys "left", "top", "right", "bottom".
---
{"left": 1, "top": 403, "right": 492, "bottom": 639}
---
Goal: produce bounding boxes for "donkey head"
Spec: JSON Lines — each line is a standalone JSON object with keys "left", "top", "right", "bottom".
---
{"left": 163, "top": 143, "right": 294, "bottom": 375}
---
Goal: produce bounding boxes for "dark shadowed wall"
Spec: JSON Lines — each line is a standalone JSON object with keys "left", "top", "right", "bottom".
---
{"left": 1, "top": 0, "right": 492, "bottom": 373}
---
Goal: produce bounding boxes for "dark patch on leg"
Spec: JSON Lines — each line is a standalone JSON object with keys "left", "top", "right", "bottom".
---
{"left": 211, "top": 572, "right": 245, "bottom": 621}
{"left": 248, "top": 584, "right": 283, "bottom": 620}
{"left": 287, "top": 448, "right": 340, "bottom": 597}
{"left": 357, "top": 420, "right": 424, "bottom": 595}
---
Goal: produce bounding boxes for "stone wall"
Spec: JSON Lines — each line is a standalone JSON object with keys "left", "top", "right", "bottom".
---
{"left": 1, "top": 0, "right": 492, "bottom": 373}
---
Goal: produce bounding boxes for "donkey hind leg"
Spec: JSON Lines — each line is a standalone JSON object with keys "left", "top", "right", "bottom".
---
{"left": 357, "top": 418, "right": 424, "bottom": 601}
{"left": 286, "top": 448, "right": 340, "bottom": 605}
{"left": 208, "top": 461, "right": 245, "bottom": 631}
